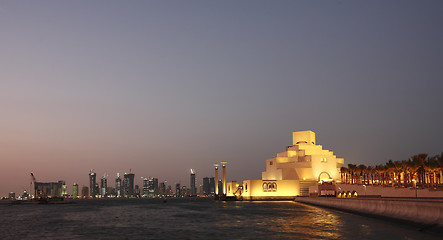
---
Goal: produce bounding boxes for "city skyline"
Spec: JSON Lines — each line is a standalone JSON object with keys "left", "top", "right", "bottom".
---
{"left": 13, "top": 168, "right": 215, "bottom": 199}
{"left": 1, "top": 1, "right": 443, "bottom": 196}
{"left": 12, "top": 168, "right": 209, "bottom": 198}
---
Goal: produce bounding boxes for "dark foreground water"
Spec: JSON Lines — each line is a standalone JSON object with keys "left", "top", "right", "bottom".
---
{"left": 0, "top": 198, "right": 441, "bottom": 239}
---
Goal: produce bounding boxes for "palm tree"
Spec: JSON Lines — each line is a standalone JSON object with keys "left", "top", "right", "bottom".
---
{"left": 341, "top": 152, "right": 442, "bottom": 189}
{"left": 400, "top": 160, "right": 410, "bottom": 188}
{"left": 357, "top": 164, "right": 367, "bottom": 185}
{"left": 437, "top": 153, "right": 443, "bottom": 186}
{"left": 406, "top": 158, "right": 418, "bottom": 188}
{"left": 412, "top": 154, "right": 427, "bottom": 188}
{"left": 348, "top": 164, "right": 357, "bottom": 184}
{"left": 374, "top": 164, "right": 385, "bottom": 185}
{"left": 386, "top": 160, "right": 395, "bottom": 186}
{"left": 366, "top": 165, "right": 374, "bottom": 185}
{"left": 378, "top": 164, "right": 388, "bottom": 186}
{"left": 427, "top": 156, "right": 440, "bottom": 189}
{"left": 340, "top": 166, "right": 347, "bottom": 183}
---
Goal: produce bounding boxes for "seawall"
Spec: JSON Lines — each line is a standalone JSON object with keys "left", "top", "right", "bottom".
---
{"left": 294, "top": 197, "right": 443, "bottom": 227}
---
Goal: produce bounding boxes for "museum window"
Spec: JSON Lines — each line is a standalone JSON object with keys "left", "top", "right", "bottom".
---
{"left": 272, "top": 183, "right": 277, "bottom": 192}
{"left": 245, "top": 183, "right": 248, "bottom": 192}
{"left": 270, "top": 161, "right": 273, "bottom": 165}
{"left": 263, "top": 183, "right": 268, "bottom": 192}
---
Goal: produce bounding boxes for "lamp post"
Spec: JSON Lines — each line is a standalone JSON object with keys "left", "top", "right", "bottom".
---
{"left": 412, "top": 179, "right": 417, "bottom": 198}
{"left": 362, "top": 185, "right": 366, "bottom": 197}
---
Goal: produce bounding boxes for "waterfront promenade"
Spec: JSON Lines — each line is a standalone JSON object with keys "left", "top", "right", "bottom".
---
{"left": 294, "top": 197, "right": 443, "bottom": 227}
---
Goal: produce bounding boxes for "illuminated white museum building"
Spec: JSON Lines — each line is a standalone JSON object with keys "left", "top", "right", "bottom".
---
{"left": 226, "top": 131, "right": 344, "bottom": 200}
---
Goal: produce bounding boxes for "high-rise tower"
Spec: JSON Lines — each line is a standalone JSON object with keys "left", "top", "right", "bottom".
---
{"left": 190, "top": 169, "right": 196, "bottom": 196}
{"left": 123, "top": 172, "right": 135, "bottom": 197}
{"left": 101, "top": 174, "right": 107, "bottom": 197}
{"left": 115, "top": 173, "right": 122, "bottom": 198}
{"left": 203, "top": 177, "right": 210, "bottom": 195}
{"left": 72, "top": 183, "right": 79, "bottom": 198}
{"left": 89, "top": 170, "right": 97, "bottom": 198}
{"left": 142, "top": 178, "right": 149, "bottom": 197}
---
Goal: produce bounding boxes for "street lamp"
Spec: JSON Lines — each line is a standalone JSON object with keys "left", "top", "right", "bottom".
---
{"left": 362, "top": 185, "right": 367, "bottom": 197}
{"left": 412, "top": 179, "right": 417, "bottom": 198}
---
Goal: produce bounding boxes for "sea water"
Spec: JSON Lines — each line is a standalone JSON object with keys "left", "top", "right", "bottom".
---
{"left": 0, "top": 198, "right": 440, "bottom": 239}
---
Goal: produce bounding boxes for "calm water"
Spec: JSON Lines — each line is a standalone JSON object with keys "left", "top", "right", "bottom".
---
{"left": 0, "top": 198, "right": 441, "bottom": 239}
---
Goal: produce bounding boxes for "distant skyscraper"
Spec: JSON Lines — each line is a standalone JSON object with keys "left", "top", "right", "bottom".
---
{"left": 143, "top": 178, "right": 149, "bottom": 197}
{"left": 218, "top": 180, "right": 223, "bottom": 195}
{"left": 159, "top": 182, "right": 166, "bottom": 195}
{"left": 203, "top": 177, "right": 210, "bottom": 195}
{"left": 81, "top": 186, "right": 89, "bottom": 198}
{"left": 94, "top": 183, "right": 99, "bottom": 197}
{"left": 175, "top": 183, "right": 181, "bottom": 197}
{"left": 190, "top": 169, "right": 196, "bottom": 196}
{"left": 153, "top": 178, "right": 159, "bottom": 194}
{"left": 209, "top": 177, "right": 215, "bottom": 194}
{"left": 124, "top": 172, "right": 135, "bottom": 197}
{"left": 147, "top": 178, "right": 158, "bottom": 196}
{"left": 115, "top": 173, "right": 122, "bottom": 198}
{"left": 89, "top": 170, "right": 97, "bottom": 198}
{"left": 101, "top": 175, "right": 107, "bottom": 197}
{"left": 135, "top": 185, "right": 140, "bottom": 197}
{"left": 72, "top": 183, "right": 79, "bottom": 198}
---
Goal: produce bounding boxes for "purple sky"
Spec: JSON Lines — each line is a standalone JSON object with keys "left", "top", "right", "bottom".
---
{"left": 1, "top": 1, "right": 442, "bottom": 196}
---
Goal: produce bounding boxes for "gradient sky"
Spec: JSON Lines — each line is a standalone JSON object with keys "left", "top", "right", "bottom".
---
{"left": 1, "top": 1, "right": 442, "bottom": 196}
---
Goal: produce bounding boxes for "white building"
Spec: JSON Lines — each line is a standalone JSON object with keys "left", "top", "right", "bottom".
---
{"left": 227, "top": 131, "right": 344, "bottom": 200}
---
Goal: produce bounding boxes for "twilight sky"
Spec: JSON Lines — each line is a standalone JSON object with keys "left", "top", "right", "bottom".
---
{"left": 1, "top": 1, "right": 442, "bottom": 196}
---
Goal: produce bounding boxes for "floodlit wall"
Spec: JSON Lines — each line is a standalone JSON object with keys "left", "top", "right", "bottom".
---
{"left": 241, "top": 180, "right": 300, "bottom": 200}
{"left": 226, "top": 181, "right": 240, "bottom": 197}
{"left": 293, "top": 131, "right": 316, "bottom": 145}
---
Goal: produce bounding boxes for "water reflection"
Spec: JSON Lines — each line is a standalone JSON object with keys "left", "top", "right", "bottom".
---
{"left": 212, "top": 201, "right": 440, "bottom": 240}
{"left": 213, "top": 201, "right": 344, "bottom": 239}
{"left": 0, "top": 198, "right": 441, "bottom": 239}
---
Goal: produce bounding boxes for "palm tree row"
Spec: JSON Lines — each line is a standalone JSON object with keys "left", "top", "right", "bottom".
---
{"left": 340, "top": 153, "right": 443, "bottom": 189}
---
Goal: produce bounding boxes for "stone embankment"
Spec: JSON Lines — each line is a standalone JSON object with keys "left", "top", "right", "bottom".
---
{"left": 333, "top": 184, "right": 443, "bottom": 198}
{"left": 294, "top": 197, "right": 443, "bottom": 227}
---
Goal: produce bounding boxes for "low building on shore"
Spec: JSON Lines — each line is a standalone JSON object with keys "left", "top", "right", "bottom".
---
{"left": 35, "top": 180, "right": 67, "bottom": 198}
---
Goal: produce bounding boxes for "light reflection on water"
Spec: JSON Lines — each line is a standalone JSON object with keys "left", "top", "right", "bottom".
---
{"left": 0, "top": 198, "right": 440, "bottom": 239}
